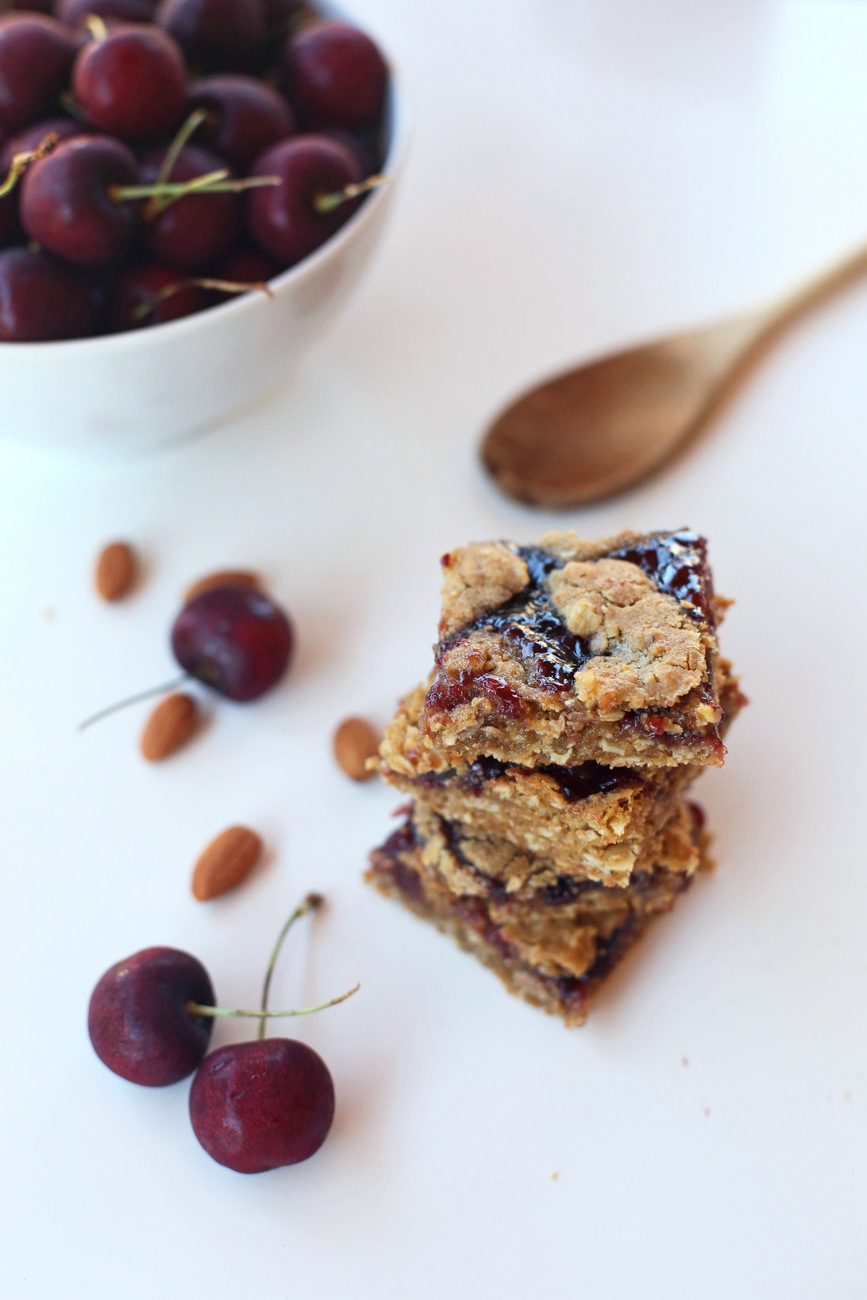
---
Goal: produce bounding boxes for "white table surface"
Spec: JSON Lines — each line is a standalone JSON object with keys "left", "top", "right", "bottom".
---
{"left": 3, "top": 2, "right": 867, "bottom": 1296}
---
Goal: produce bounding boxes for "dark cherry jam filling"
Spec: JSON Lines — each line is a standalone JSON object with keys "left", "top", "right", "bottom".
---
{"left": 373, "top": 822, "right": 424, "bottom": 903}
{"left": 414, "top": 755, "right": 639, "bottom": 803}
{"left": 425, "top": 670, "right": 528, "bottom": 718}
{"left": 381, "top": 822, "right": 417, "bottom": 858}
{"left": 436, "top": 544, "right": 593, "bottom": 695}
{"left": 554, "top": 915, "right": 641, "bottom": 1005}
{"left": 533, "top": 760, "right": 637, "bottom": 801}
{"left": 540, "top": 873, "right": 628, "bottom": 906}
{"left": 428, "top": 531, "right": 715, "bottom": 719}
{"left": 606, "top": 530, "right": 715, "bottom": 629}
{"left": 453, "top": 896, "right": 514, "bottom": 959}
{"left": 543, "top": 865, "right": 691, "bottom": 909}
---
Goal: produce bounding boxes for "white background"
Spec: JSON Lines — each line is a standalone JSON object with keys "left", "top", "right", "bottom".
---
{"left": 2, "top": 1, "right": 867, "bottom": 1295}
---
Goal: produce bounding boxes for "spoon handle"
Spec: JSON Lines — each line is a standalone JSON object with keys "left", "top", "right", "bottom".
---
{"left": 769, "top": 239, "right": 867, "bottom": 326}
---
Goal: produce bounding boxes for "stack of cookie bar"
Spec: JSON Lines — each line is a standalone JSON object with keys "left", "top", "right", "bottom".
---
{"left": 367, "top": 530, "right": 744, "bottom": 1025}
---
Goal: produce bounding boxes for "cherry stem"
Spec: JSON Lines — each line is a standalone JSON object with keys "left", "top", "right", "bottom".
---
{"left": 186, "top": 984, "right": 360, "bottom": 1021}
{"left": 189, "top": 276, "right": 274, "bottom": 299}
{"left": 157, "top": 109, "right": 208, "bottom": 186}
{"left": 60, "top": 91, "right": 88, "bottom": 123}
{"left": 77, "top": 673, "right": 190, "bottom": 732}
{"left": 132, "top": 275, "right": 274, "bottom": 323}
{"left": 261, "top": 894, "right": 324, "bottom": 1034}
{"left": 84, "top": 13, "right": 109, "bottom": 40}
{"left": 287, "top": 6, "right": 311, "bottom": 32}
{"left": 0, "top": 133, "right": 59, "bottom": 198}
{"left": 258, "top": 892, "right": 324, "bottom": 1039}
{"left": 313, "top": 172, "right": 388, "bottom": 214}
{"left": 189, "top": 894, "right": 361, "bottom": 1031}
{"left": 144, "top": 108, "right": 210, "bottom": 219}
{"left": 110, "top": 171, "right": 280, "bottom": 217}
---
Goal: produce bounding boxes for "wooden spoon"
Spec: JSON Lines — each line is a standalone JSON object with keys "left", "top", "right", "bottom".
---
{"left": 481, "top": 241, "right": 867, "bottom": 508}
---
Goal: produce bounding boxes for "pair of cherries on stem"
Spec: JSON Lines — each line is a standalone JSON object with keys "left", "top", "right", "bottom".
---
{"left": 89, "top": 893, "right": 359, "bottom": 1173}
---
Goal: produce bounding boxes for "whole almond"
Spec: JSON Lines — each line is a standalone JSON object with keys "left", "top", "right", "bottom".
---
{"left": 140, "top": 692, "right": 198, "bottom": 762}
{"left": 95, "top": 541, "right": 136, "bottom": 601}
{"left": 192, "top": 826, "right": 263, "bottom": 901}
{"left": 184, "top": 570, "right": 261, "bottom": 604}
{"left": 333, "top": 716, "right": 381, "bottom": 782}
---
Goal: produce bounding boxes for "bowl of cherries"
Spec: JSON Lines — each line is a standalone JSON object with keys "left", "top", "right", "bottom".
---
{"left": 0, "top": 0, "right": 406, "bottom": 452}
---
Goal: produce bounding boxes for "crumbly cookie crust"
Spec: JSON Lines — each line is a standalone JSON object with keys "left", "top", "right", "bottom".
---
{"left": 409, "top": 799, "right": 700, "bottom": 901}
{"left": 367, "top": 804, "right": 707, "bottom": 1026}
{"left": 378, "top": 661, "right": 744, "bottom": 883}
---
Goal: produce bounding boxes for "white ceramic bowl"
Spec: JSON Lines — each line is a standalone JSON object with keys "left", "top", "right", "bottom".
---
{"left": 0, "top": 56, "right": 407, "bottom": 454}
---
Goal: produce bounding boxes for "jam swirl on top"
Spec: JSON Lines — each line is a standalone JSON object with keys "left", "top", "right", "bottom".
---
{"left": 605, "top": 530, "right": 715, "bottom": 629}
{"left": 434, "top": 544, "right": 592, "bottom": 698}
{"left": 427, "top": 530, "right": 714, "bottom": 716}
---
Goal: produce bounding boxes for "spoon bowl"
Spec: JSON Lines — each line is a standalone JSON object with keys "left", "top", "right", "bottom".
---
{"left": 482, "top": 241, "right": 867, "bottom": 507}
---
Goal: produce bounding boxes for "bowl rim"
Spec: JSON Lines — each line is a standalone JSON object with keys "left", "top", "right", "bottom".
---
{"left": 0, "top": 48, "right": 409, "bottom": 355}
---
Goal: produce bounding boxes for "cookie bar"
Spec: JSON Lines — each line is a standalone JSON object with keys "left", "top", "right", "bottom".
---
{"left": 367, "top": 802, "right": 707, "bottom": 1026}
{"left": 379, "top": 664, "right": 744, "bottom": 885}
{"left": 416, "top": 529, "right": 728, "bottom": 770}
{"left": 404, "top": 798, "right": 701, "bottom": 899}
{"left": 368, "top": 527, "right": 741, "bottom": 1026}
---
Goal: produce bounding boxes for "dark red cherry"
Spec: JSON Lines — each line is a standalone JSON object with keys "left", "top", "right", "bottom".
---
{"left": 189, "top": 74, "right": 294, "bottom": 169}
{"left": 210, "top": 245, "right": 280, "bottom": 302}
{"left": 171, "top": 584, "right": 293, "bottom": 701}
{"left": 114, "top": 262, "right": 207, "bottom": 330}
{"left": 189, "top": 1038, "right": 335, "bottom": 1173}
{"left": 6, "top": 0, "right": 54, "bottom": 13}
{"left": 262, "top": 0, "right": 305, "bottom": 35}
{"left": 0, "top": 122, "right": 21, "bottom": 245}
{"left": 139, "top": 143, "right": 238, "bottom": 269}
{"left": 57, "top": 0, "right": 158, "bottom": 28}
{"left": 0, "top": 246, "right": 99, "bottom": 340}
{"left": 246, "top": 133, "right": 361, "bottom": 266}
{"left": 81, "top": 261, "right": 114, "bottom": 326}
{"left": 88, "top": 947, "right": 215, "bottom": 1087}
{"left": 213, "top": 245, "right": 280, "bottom": 290}
{"left": 72, "top": 25, "right": 187, "bottom": 141}
{"left": 156, "top": 0, "right": 265, "bottom": 72}
{"left": 0, "top": 115, "right": 86, "bottom": 171}
{"left": 321, "top": 126, "right": 382, "bottom": 177}
{"left": 20, "top": 134, "right": 138, "bottom": 265}
{"left": 0, "top": 194, "right": 18, "bottom": 248}
{"left": 0, "top": 14, "right": 78, "bottom": 131}
{"left": 282, "top": 20, "right": 386, "bottom": 130}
